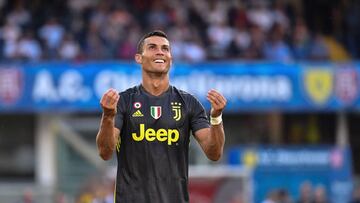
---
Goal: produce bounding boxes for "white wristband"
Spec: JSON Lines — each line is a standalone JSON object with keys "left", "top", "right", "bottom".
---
{"left": 210, "top": 114, "right": 222, "bottom": 125}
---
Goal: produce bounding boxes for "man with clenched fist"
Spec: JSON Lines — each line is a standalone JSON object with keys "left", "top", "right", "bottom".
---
{"left": 96, "top": 30, "right": 226, "bottom": 203}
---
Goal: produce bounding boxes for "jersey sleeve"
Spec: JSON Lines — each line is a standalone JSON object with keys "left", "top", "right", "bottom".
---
{"left": 115, "top": 92, "right": 127, "bottom": 130}
{"left": 189, "top": 95, "right": 210, "bottom": 133}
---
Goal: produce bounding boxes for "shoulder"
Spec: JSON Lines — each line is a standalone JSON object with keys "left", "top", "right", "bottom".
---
{"left": 119, "top": 85, "right": 140, "bottom": 97}
{"left": 118, "top": 85, "right": 141, "bottom": 106}
{"left": 172, "top": 86, "right": 195, "bottom": 99}
{"left": 172, "top": 86, "right": 202, "bottom": 105}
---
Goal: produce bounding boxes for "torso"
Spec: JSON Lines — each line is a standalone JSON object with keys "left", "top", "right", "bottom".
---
{"left": 114, "top": 85, "right": 209, "bottom": 203}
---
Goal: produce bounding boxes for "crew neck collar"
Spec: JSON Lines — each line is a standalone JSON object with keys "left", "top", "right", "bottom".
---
{"left": 139, "top": 84, "right": 172, "bottom": 98}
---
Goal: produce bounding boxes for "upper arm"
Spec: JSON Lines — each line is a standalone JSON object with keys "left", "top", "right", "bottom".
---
{"left": 193, "top": 127, "right": 210, "bottom": 148}
{"left": 188, "top": 95, "right": 210, "bottom": 133}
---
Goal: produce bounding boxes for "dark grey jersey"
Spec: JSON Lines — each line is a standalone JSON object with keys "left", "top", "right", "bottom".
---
{"left": 114, "top": 85, "right": 210, "bottom": 203}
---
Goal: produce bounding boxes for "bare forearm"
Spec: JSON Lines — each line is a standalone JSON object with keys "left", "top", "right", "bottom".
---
{"left": 96, "top": 114, "right": 116, "bottom": 160}
{"left": 206, "top": 124, "right": 225, "bottom": 161}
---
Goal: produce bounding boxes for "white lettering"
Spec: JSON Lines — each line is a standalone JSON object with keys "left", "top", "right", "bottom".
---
{"left": 58, "top": 70, "right": 91, "bottom": 102}
{"left": 94, "top": 71, "right": 140, "bottom": 98}
{"left": 32, "top": 70, "right": 59, "bottom": 102}
{"left": 259, "top": 150, "right": 329, "bottom": 166}
{"left": 173, "top": 74, "right": 292, "bottom": 102}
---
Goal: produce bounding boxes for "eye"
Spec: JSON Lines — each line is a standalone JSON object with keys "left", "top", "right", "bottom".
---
{"left": 162, "top": 46, "right": 169, "bottom": 52}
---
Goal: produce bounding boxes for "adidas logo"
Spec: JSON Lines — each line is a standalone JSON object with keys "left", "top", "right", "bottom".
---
{"left": 132, "top": 110, "right": 144, "bottom": 117}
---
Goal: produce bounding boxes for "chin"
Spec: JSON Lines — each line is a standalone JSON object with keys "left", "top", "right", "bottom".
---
{"left": 154, "top": 65, "right": 170, "bottom": 72}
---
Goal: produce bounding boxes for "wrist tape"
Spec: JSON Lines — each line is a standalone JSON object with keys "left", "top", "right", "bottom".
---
{"left": 210, "top": 114, "right": 222, "bottom": 125}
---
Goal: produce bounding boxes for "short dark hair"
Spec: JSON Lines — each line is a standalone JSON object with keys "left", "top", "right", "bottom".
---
{"left": 136, "top": 30, "right": 168, "bottom": 54}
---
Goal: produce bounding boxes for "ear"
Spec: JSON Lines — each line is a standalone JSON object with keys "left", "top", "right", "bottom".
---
{"left": 135, "top": 54, "right": 142, "bottom": 64}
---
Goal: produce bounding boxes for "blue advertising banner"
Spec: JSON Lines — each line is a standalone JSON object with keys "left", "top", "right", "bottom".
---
{"left": 228, "top": 146, "right": 353, "bottom": 203}
{"left": 0, "top": 61, "right": 359, "bottom": 113}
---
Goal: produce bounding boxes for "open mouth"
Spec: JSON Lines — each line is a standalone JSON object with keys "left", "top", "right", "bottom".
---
{"left": 154, "top": 59, "right": 165, "bottom": 63}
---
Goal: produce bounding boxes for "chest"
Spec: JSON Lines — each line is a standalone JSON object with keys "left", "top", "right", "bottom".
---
{"left": 126, "top": 93, "right": 187, "bottom": 130}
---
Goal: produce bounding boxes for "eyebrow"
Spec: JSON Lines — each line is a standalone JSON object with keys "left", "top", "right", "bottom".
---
{"left": 146, "top": 43, "right": 169, "bottom": 47}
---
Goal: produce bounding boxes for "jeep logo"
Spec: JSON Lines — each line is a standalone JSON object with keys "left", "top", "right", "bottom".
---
{"left": 132, "top": 124, "right": 179, "bottom": 145}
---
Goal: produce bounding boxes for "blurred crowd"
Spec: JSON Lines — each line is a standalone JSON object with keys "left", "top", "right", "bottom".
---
{"left": 261, "top": 181, "right": 360, "bottom": 203}
{"left": 75, "top": 176, "right": 114, "bottom": 203}
{"left": 262, "top": 182, "right": 330, "bottom": 203}
{"left": 0, "top": 0, "right": 359, "bottom": 63}
{"left": 13, "top": 180, "right": 360, "bottom": 203}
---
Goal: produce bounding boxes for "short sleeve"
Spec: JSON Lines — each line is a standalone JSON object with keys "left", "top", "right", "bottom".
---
{"left": 115, "top": 92, "right": 127, "bottom": 130}
{"left": 189, "top": 95, "right": 210, "bottom": 133}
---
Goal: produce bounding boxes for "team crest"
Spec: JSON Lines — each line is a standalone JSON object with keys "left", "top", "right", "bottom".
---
{"left": 0, "top": 68, "right": 23, "bottom": 105}
{"left": 335, "top": 69, "right": 358, "bottom": 105}
{"left": 303, "top": 68, "right": 333, "bottom": 105}
{"left": 171, "top": 102, "right": 182, "bottom": 121}
{"left": 242, "top": 150, "right": 258, "bottom": 169}
{"left": 150, "top": 106, "right": 162, "bottom": 119}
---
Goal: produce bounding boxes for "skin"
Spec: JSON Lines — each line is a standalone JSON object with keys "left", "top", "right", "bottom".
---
{"left": 96, "top": 35, "right": 226, "bottom": 161}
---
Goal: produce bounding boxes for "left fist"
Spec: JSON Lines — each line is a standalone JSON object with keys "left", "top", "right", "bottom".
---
{"left": 207, "top": 89, "right": 227, "bottom": 117}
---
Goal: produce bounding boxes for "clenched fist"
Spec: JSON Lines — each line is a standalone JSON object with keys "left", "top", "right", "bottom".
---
{"left": 100, "top": 88, "right": 120, "bottom": 116}
{"left": 206, "top": 89, "right": 227, "bottom": 117}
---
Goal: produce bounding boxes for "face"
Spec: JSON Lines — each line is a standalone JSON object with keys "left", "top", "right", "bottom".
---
{"left": 135, "top": 36, "right": 172, "bottom": 74}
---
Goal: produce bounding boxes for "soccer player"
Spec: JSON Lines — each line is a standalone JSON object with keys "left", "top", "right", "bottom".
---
{"left": 96, "top": 30, "right": 226, "bottom": 203}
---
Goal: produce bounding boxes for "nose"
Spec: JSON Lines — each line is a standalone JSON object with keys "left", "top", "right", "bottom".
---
{"left": 155, "top": 48, "right": 165, "bottom": 55}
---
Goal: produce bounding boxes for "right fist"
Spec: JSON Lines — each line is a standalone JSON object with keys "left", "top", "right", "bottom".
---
{"left": 100, "top": 88, "right": 120, "bottom": 116}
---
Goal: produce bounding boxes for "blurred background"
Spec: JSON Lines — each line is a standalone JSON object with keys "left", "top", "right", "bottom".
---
{"left": 0, "top": 0, "right": 360, "bottom": 202}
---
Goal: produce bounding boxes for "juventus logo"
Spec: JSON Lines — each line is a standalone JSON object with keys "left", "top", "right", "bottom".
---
{"left": 171, "top": 102, "right": 181, "bottom": 121}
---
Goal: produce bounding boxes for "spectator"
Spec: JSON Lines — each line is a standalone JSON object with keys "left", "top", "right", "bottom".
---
{"left": 206, "top": 20, "right": 234, "bottom": 59}
{"left": 1, "top": 19, "right": 22, "bottom": 60}
{"left": 313, "top": 185, "right": 329, "bottom": 203}
{"left": 263, "top": 22, "right": 293, "bottom": 62}
{"left": 6, "top": 1, "right": 31, "bottom": 27}
{"left": 183, "top": 36, "right": 207, "bottom": 62}
{"left": 58, "top": 33, "right": 81, "bottom": 60}
{"left": 84, "top": 22, "right": 108, "bottom": 59}
{"left": 247, "top": 1, "right": 274, "bottom": 32}
{"left": 166, "top": 21, "right": 189, "bottom": 61}
{"left": 146, "top": 0, "right": 172, "bottom": 30}
{"left": 206, "top": 0, "right": 229, "bottom": 26}
{"left": 272, "top": 0, "right": 290, "bottom": 31}
{"left": 117, "top": 25, "right": 140, "bottom": 59}
{"left": 16, "top": 188, "right": 37, "bottom": 203}
{"left": 278, "top": 189, "right": 293, "bottom": 203}
{"left": 17, "top": 30, "right": 42, "bottom": 61}
{"left": 243, "top": 24, "right": 265, "bottom": 60}
{"left": 291, "top": 17, "right": 312, "bottom": 61}
{"left": 308, "top": 32, "right": 330, "bottom": 61}
{"left": 1, "top": 19, "right": 22, "bottom": 43}
{"left": 229, "top": 19, "right": 251, "bottom": 58}
{"left": 100, "top": 7, "right": 133, "bottom": 57}
{"left": 297, "top": 181, "right": 313, "bottom": 203}
{"left": 38, "top": 17, "right": 65, "bottom": 59}
{"left": 262, "top": 190, "right": 280, "bottom": 203}
{"left": 350, "top": 186, "right": 360, "bottom": 203}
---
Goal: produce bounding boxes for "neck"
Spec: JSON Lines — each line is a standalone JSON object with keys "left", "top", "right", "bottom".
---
{"left": 142, "top": 71, "right": 170, "bottom": 96}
